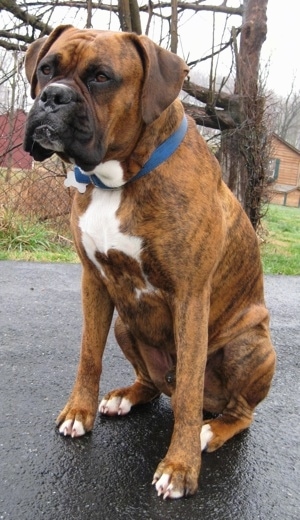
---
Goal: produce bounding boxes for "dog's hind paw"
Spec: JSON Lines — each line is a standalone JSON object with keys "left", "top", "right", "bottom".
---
{"left": 99, "top": 396, "right": 132, "bottom": 416}
{"left": 200, "top": 423, "right": 213, "bottom": 451}
{"left": 58, "top": 418, "right": 86, "bottom": 438}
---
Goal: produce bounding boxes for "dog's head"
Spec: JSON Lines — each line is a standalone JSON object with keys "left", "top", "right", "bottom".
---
{"left": 24, "top": 25, "right": 189, "bottom": 172}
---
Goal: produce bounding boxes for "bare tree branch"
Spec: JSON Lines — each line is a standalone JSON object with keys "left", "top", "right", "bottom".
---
{"left": 183, "top": 102, "right": 237, "bottom": 129}
{"left": 0, "top": 0, "right": 52, "bottom": 35}
{"left": 0, "top": 38, "right": 27, "bottom": 51}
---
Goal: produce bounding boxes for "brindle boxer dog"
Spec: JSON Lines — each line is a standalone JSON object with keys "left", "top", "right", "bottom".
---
{"left": 24, "top": 25, "right": 276, "bottom": 499}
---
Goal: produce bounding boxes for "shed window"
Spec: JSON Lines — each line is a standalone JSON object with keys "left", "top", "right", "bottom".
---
{"left": 268, "top": 158, "right": 280, "bottom": 183}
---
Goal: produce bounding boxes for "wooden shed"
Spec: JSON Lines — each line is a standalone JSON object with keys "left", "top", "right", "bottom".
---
{"left": 268, "top": 133, "right": 300, "bottom": 207}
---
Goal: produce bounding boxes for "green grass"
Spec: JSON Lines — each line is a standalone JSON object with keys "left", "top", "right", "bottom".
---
{"left": 261, "top": 204, "right": 300, "bottom": 275}
{"left": 0, "top": 210, "right": 78, "bottom": 263}
{"left": 0, "top": 205, "right": 299, "bottom": 274}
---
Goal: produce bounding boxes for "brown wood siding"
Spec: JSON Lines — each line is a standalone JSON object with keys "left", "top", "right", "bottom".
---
{"left": 270, "top": 190, "right": 300, "bottom": 208}
{"left": 272, "top": 136, "right": 300, "bottom": 186}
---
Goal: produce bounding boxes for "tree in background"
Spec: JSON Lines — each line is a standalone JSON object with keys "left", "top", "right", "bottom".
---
{"left": 0, "top": 0, "right": 271, "bottom": 230}
{"left": 270, "top": 83, "right": 300, "bottom": 150}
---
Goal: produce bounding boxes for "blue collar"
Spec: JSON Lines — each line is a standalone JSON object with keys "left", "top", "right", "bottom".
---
{"left": 74, "top": 115, "right": 188, "bottom": 190}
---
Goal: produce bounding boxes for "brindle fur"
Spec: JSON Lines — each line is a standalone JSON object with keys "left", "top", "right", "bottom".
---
{"left": 24, "top": 26, "right": 276, "bottom": 498}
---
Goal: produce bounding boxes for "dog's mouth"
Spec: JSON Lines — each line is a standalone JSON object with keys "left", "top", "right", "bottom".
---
{"left": 32, "top": 124, "right": 64, "bottom": 152}
{"left": 24, "top": 101, "right": 106, "bottom": 170}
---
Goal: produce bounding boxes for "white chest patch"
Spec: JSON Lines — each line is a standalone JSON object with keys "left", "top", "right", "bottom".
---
{"left": 92, "top": 160, "right": 126, "bottom": 188}
{"left": 79, "top": 188, "right": 143, "bottom": 270}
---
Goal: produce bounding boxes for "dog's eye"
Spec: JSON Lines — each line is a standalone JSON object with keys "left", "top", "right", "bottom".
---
{"left": 95, "top": 73, "right": 109, "bottom": 83}
{"left": 40, "top": 64, "right": 52, "bottom": 76}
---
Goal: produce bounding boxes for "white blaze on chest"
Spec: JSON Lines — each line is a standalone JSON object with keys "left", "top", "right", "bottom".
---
{"left": 91, "top": 160, "right": 126, "bottom": 188}
{"left": 79, "top": 187, "right": 143, "bottom": 269}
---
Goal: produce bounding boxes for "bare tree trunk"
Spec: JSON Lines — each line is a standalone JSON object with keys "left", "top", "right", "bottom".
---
{"left": 5, "top": 50, "right": 17, "bottom": 182}
{"left": 86, "top": 0, "right": 93, "bottom": 28}
{"left": 220, "top": 0, "right": 269, "bottom": 229}
{"left": 129, "top": 0, "right": 142, "bottom": 34}
{"left": 170, "top": 0, "right": 178, "bottom": 54}
{"left": 118, "top": 0, "right": 141, "bottom": 34}
{"left": 118, "top": 0, "right": 132, "bottom": 32}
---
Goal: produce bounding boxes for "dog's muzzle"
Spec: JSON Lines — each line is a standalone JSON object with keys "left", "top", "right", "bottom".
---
{"left": 24, "top": 82, "right": 103, "bottom": 169}
{"left": 39, "top": 83, "right": 78, "bottom": 113}
{"left": 31, "top": 84, "right": 78, "bottom": 152}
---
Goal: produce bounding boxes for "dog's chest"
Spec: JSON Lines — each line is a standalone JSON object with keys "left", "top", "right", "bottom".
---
{"left": 79, "top": 187, "right": 173, "bottom": 349}
{"left": 79, "top": 188, "right": 142, "bottom": 266}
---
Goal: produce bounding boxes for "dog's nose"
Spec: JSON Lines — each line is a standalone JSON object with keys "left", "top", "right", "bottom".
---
{"left": 39, "top": 84, "right": 76, "bottom": 111}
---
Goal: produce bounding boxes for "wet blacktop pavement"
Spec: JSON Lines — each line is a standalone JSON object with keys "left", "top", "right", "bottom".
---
{"left": 0, "top": 261, "right": 299, "bottom": 519}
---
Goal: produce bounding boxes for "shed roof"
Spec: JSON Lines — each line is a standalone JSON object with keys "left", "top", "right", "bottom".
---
{"left": 272, "top": 133, "right": 300, "bottom": 156}
{"left": 270, "top": 183, "right": 299, "bottom": 193}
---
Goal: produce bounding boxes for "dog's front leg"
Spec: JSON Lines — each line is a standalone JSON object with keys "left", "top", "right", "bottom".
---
{"left": 153, "top": 290, "right": 210, "bottom": 499}
{"left": 56, "top": 267, "right": 114, "bottom": 437}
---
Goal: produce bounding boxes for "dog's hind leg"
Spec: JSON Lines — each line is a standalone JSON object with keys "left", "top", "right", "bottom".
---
{"left": 201, "top": 396, "right": 254, "bottom": 452}
{"left": 201, "top": 329, "right": 276, "bottom": 452}
{"left": 99, "top": 316, "right": 173, "bottom": 416}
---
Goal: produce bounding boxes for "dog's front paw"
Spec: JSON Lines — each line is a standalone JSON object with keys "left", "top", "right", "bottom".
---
{"left": 58, "top": 417, "right": 86, "bottom": 438}
{"left": 152, "top": 459, "right": 198, "bottom": 499}
{"left": 99, "top": 395, "right": 132, "bottom": 416}
{"left": 56, "top": 404, "right": 96, "bottom": 438}
{"left": 99, "top": 382, "right": 159, "bottom": 416}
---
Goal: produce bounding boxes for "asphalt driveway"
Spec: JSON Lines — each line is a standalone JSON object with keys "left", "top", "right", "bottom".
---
{"left": 0, "top": 261, "right": 299, "bottom": 519}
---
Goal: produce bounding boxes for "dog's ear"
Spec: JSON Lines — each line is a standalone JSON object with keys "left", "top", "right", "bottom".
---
{"left": 25, "top": 36, "right": 47, "bottom": 85}
{"left": 131, "top": 35, "right": 189, "bottom": 125}
{"left": 25, "top": 25, "right": 74, "bottom": 98}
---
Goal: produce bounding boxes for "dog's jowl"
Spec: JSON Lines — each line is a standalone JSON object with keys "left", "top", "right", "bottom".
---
{"left": 24, "top": 25, "right": 276, "bottom": 500}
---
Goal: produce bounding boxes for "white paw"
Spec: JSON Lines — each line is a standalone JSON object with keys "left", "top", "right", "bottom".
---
{"left": 200, "top": 423, "right": 213, "bottom": 451}
{"left": 152, "top": 473, "right": 183, "bottom": 500}
{"left": 59, "top": 418, "right": 86, "bottom": 438}
{"left": 99, "top": 396, "right": 132, "bottom": 416}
